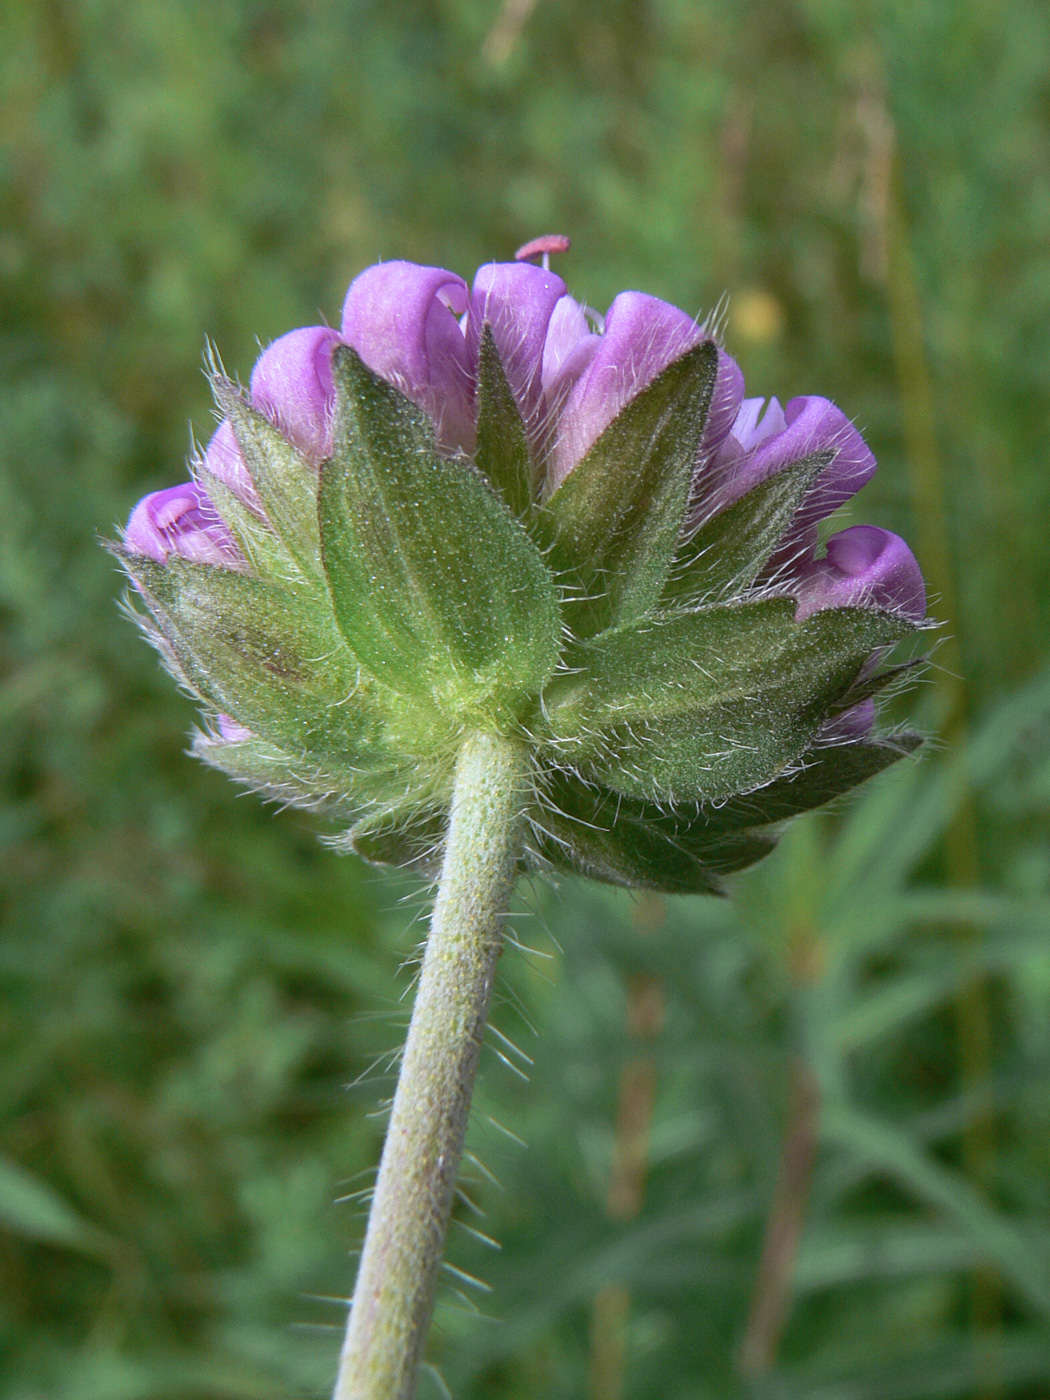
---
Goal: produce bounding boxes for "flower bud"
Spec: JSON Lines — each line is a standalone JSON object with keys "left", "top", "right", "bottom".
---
{"left": 249, "top": 326, "right": 340, "bottom": 464}
{"left": 795, "top": 526, "right": 926, "bottom": 621}
{"left": 124, "top": 481, "right": 243, "bottom": 567}
{"left": 341, "top": 262, "right": 474, "bottom": 454}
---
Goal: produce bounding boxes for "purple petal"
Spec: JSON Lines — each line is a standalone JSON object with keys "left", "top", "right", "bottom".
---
{"left": 249, "top": 326, "right": 340, "bottom": 464}
{"left": 341, "top": 261, "right": 473, "bottom": 454}
{"left": 124, "top": 482, "right": 243, "bottom": 568}
{"left": 795, "top": 526, "right": 926, "bottom": 621}
{"left": 540, "top": 294, "right": 600, "bottom": 396}
{"left": 816, "top": 697, "right": 877, "bottom": 744}
{"left": 700, "top": 395, "right": 877, "bottom": 527}
{"left": 200, "top": 420, "right": 261, "bottom": 512}
{"left": 549, "top": 292, "right": 735, "bottom": 489}
{"left": 698, "top": 349, "right": 746, "bottom": 465}
{"left": 729, "top": 396, "right": 788, "bottom": 454}
{"left": 468, "top": 262, "right": 570, "bottom": 440}
{"left": 216, "top": 713, "right": 254, "bottom": 742}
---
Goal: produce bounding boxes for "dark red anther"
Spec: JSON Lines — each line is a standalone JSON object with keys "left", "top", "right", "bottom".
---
{"left": 514, "top": 234, "right": 571, "bottom": 262}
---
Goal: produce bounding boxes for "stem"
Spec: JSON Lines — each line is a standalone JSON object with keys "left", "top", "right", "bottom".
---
{"left": 334, "top": 730, "right": 529, "bottom": 1400}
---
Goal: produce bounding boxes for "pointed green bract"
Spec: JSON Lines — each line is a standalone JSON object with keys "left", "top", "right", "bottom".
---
{"left": 120, "top": 553, "right": 380, "bottom": 758}
{"left": 664, "top": 450, "right": 832, "bottom": 605}
{"left": 546, "top": 598, "right": 800, "bottom": 730}
{"left": 213, "top": 379, "right": 324, "bottom": 581}
{"left": 541, "top": 341, "right": 718, "bottom": 637}
{"left": 827, "top": 658, "right": 926, "bottom": 716}
{"left": 545, "top": 603, "right": 917, "bottom": 746}
{"left": 193, "top": 732, "right": 391, "bottom": 819}
{"left": 590, "top": 692, "right": 829, "bottom": 803}
{"left": 475, "top": 325, "right": 534, "bottom": 519}
{"left": 197, "top": 469, "right": 302, "bottom": 582}
{"left": 696, "top": 734, "right": 924, "bottom": 832}
{"left": 580, "top": 608, "right": 918, "bottom": 801}
{"left": 348, "top": 803, "right": 448, "bottom": 876}
{"left": 528, "top": 727, "right": 921, "bottom": 893}
{"left": 532, "top": 773, "right": 777, "bottom": 894}
{"left": 320, "top": 348, "right": 560, "bottom": 721}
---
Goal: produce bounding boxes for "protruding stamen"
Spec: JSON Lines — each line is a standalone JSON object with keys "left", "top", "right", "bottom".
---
{"left": 515, "top": 233, "right": 571, "bottom": 272}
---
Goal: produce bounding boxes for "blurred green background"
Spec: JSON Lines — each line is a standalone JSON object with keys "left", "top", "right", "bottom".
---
{"left": 3, "top": 1, "right": 1050, "bottom": 1397}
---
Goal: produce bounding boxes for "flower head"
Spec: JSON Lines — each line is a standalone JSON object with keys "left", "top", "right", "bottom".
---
{"left": 116, "top": 247, "right": 927, "bottom": 894}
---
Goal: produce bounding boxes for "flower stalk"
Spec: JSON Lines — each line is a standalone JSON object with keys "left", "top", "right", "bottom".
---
{"left": 333, "top": 730, "right": 530, "bottom": 1400}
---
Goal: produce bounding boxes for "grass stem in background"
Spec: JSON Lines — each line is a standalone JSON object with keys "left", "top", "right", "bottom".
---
{"left": 588, "top": 895, "right": 666, "bottom": 1400}
{"left": 738, "top": 1059, "right": 821, "bottom": 1377}
{"left": 859, "top": 64, "right": 1002, "bottom": 1395}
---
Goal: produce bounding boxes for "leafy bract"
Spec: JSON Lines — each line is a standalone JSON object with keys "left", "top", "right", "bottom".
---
{"left": 540, "top": 341, "right": 718, "bottom": 637}
{"left": 213, "top": 378, "right": 324, "bottom": 581}
{"left": 196, "top": 469, "right": 299, "bottom": 583}
{"left": 570, "top": 607, "right": 918, "bottom": 802}
{"left": 698, "top": 734, "right": 923, "bottom": 831}
{"left": 348, "top": 802, "right": 449, "bottom": 876}
{"left": 546, "top": 598, "right": 799, "bottom": 730}
{"left": 532, "top": 773, "right": 777, "bottom": 894}
{"left": 119, "top": 553, "right": 380, "bottom": 759}
{"left": 320, "top": 348, "right": 560, "bottom": 721}
{"left": 663, "top": 450, "right": 831, "bottom": 605}
{"left": 475, "top": 324, "right": 534, "bottom": 520}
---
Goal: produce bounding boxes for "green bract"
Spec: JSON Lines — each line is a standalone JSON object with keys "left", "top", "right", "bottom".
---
{"left": 117, "top": 341, "right": 924, "bottom": 895}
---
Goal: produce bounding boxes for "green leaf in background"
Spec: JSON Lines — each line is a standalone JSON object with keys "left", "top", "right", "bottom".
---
{"left": 541, "top": 341, "right": 718, "bottom": 636}
{"left": 321, "top": 348, "right": 561, "bottom": 718}
{"left": 823, "top": 1102, "right": 1050, "bottom": 1320}
{"left": 0, "top": 1155, "right": 106, "bottom": 1256}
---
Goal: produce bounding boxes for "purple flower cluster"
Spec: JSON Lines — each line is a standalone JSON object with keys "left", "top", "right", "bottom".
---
{"left": 125, "top": 256, "right": 924, "bottom": 632}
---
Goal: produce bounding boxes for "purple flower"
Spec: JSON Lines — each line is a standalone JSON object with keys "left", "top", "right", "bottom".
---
{"left": 249, "top": 326, "right": 341, "bottom": 463}
{"left": 696, "top": 395, "right": 878, "bottom": 546}
{"left": 795, "top": 525, "right": 926, "bottom": 621}
{"left": 795, "top": 527, "right": 925, "bottom": 746}
{"left": 342, "top": 262, "right": 474, "bottom": 455}
{"left": 200, "top": 420, "right": 260, "bottom": 511}
{"left": 816, "top": 697, "right": 879, "bottom": 745}
{"left": 468, "top": 261, "right": 600, "bottom": 461}
{"left": 198, "top": 326, "right": 341, "bottom": 512}
{"left": 548, "top": 291, "right": 743, "bottom": 488}
{"left": 125, "top": 253, "right": 922, "bottom": 645}
{"left": 124, "top": 481, "right": 243, "bottom": 567}
{"left": 339, "top": 259, "right": 738, "bottom": 491}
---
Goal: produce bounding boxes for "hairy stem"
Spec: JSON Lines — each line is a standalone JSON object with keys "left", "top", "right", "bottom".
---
{"left": 334, "top": 731, "right": 529, "bottom": 1400}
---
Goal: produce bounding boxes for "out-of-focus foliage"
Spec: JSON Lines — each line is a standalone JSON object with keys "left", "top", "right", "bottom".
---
{"left": 1, "top": 1, "right": 1048, "bottom": 1397}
